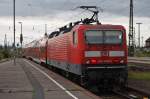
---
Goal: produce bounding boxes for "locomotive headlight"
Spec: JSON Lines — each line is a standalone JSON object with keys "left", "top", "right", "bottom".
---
{"left": 120, "top": 60, "right": 124, "bottom": 63}
{"left": 91, "top": 59, "right": 97, "bottom": 64}
{"left": 85, "top": 59, "right": 97, "bottom": 64}
{"left": 86, "top": 60, "right": 90, "bottom": 64}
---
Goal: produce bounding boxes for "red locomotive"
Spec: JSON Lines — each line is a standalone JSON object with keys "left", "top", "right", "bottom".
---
{"left": 23, "top": 6, "right": 128, "bottom": 90}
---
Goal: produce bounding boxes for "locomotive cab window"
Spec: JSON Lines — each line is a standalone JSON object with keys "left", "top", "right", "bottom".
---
{"left": 105, "top": 31, "right": 122, "bottom": 44}
{"left": 73, "top": 31, "right": 78, "bottom": 45}
{"left": 85, "top": 30, "right": 103, "bottom": 44}
{"left": 85, "top": 30, "right": 123, "bottom": 44}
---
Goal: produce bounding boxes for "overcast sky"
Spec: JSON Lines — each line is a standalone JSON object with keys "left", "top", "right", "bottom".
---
{"left": 0, "top": 0, "right": 150, "bottom": 46}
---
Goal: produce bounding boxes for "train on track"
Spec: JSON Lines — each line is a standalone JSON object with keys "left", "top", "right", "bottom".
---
{"left": 23, "top": 6, "right": 128, "bottom": 91}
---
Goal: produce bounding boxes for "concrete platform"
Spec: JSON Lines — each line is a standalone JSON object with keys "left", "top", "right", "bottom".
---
{"left": 0, "top": 59, "right": 101, "bottom": 99}
{"left": 0, "top": 60, "right": 33, "bottom": 99}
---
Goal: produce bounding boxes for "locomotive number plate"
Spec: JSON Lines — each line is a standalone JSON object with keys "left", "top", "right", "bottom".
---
{"left": 101, "top": 51, "right": 108, "bottom": 56}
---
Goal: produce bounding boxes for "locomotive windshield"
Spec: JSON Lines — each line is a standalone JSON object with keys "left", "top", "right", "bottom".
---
{"left": 85, "top": 30, "right": 122, "bottom": 44}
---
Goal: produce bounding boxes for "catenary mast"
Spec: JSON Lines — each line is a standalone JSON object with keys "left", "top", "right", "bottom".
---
{"left": 128, "top": 0, "right": 134, "bottom": 56}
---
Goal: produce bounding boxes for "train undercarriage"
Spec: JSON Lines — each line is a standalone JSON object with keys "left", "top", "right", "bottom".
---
{"left": 81, "top": 65, "right": 128, "bottom": 91}
{"left": 46, "top": 63, "right": 128, "bottom": 92}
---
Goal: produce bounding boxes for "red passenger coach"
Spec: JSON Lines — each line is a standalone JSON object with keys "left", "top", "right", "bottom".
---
{"left": 23, "top": 40, "right": 40, "bottom": 62}
{"left": 39, "top": 37, "right": 48, "bottom": 64}
{"left": 23, "top": 6, "right": 128, "bottom": 90}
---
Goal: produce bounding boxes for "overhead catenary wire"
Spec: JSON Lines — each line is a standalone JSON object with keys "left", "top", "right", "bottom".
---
{"left": 17, "top": 0, "right": 106, "bottom": 37}
{"left": 22, "top": 0, "right": 100, "bottom": 33}
{"left": 51, "top": 5, "right": 104, "bottom": 33}
{"left": 51, "top": 10, "right": 89, "bottom": 32}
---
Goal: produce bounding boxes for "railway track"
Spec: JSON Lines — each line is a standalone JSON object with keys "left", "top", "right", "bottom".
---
{"left": 113, "top": 86, "right": 150, "bottom": 99}
{"left": 128, "top": 57, "right": 150, "bottom": 67}
{"left": 113, "top": 90, "right": 136, "bottom": 99}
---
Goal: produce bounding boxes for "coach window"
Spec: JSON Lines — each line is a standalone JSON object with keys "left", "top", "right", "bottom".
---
{"left": 73, "top": 31, "right": 78, "bottom": 45}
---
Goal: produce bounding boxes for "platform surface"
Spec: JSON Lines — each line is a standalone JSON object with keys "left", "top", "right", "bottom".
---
{"left": 0, "top": 59, "right": 101, "bottom": 99}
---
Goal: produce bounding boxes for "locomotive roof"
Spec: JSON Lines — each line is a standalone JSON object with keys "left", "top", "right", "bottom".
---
{"left": 25, "top": 24, "right": 125, "bottom": 48}
{"left": 146, "top": 37, "right": 150, "bottom": 42}
{"left": 48, "top": 24, "right": 125, "bottom": 39}
{"left": 73, "top": 24, "right": 126, "bottom": 31}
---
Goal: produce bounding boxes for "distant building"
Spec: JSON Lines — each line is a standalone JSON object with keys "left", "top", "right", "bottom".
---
{"left": 146, "top": 37, "right": 150, "bottom": 48}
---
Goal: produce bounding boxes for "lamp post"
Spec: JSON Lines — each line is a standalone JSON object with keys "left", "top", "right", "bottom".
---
{"left": 13, "top": 0, "right": 16, "bottom": 64}
{"left": 45, "top": 24, "right": 47, "bottom": 35}
{"left": 141, "top": 36, "right": 144, "bottom": 48}
{"left": 18, "top": 22, "right": 23, "bottom": 47}
{"left": 18, "top": 22, "right": 23, "bottom": 56}
{"left": 136, "top": 22, "right": 142, "bottom": 48}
